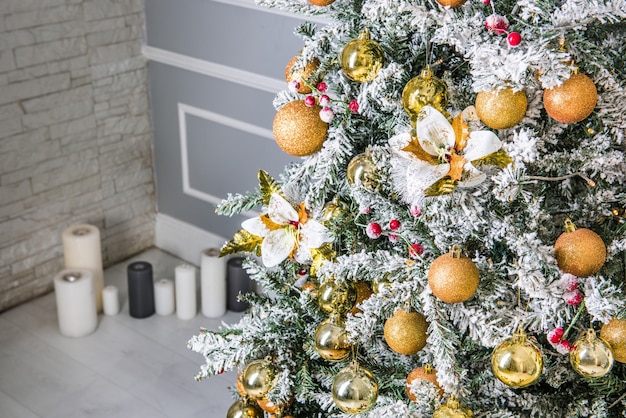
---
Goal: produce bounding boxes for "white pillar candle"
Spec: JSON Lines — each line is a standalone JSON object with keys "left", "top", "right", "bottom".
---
{"left": 154, "top": 278, "right": 175, "bottom": 316}
{"left": 175, "top": 264, "right": 197, "bottom": 320}
{"left": 200, "top": 248, "right": 227, "bottom": 318}
{"left": 53, "top": 268, "right": 98, "bottom": 338}
{"left": 62, "top": 224, "right": 104, "bottom": 313}
{"left": 102, "top": 285, "right": 119, "bottom": 316}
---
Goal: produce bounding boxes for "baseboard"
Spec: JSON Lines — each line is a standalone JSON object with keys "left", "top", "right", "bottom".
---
{"left": 155, "top": 213, "right": 227, "bottom": 266}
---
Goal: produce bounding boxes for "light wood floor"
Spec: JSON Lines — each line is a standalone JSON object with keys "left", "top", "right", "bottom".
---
{"left": 0, "top": 248, "right": 241, "bottom": 418}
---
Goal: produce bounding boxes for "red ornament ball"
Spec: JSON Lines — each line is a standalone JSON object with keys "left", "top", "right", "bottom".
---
{"left": 507, "top": 32, "right": 522, "bottom": 47}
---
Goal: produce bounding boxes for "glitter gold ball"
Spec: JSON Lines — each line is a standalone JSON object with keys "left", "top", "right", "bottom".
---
{"left": 543, "top": 72, "right": 598, "bottom": 124}
{"left": 340, "top": 31, "right": 385, "bottom": 83}
{"left": 428, "top": 247, "right": 479, "bottom": 303}
{"left": 570, "top": 329, "right": 614, "bottom": 378}
{"left": 554, "top": 220, "right": 606, "bottom": 278}
{"left": 475, "top": 87, "right": 527, "bottom": 129}
{"left": 406, "top": 365, "right": 443, "bottom": 401}
{"left": 331, "top": 365, "right": 379, "bottom": 413}
{"left": 349, "top": 281, "right": 373, "bottom": 315}
{"left": 285, "top": 56, "right": 320, "bottom": 94}
{"left": 314, "top": 316, "right": 352, "bottom": 362}
{"left": 436, "top": 0, "right": 468, "bottom": 7}
{"left": 226, "top": 400, "right": 264, "bottom": 418}
{"left": 273, "top": 100, "right": 328, "bottom": 156}
{"left": 384, "top": 309, "right": 428, "bottom": 355}
{"left": 491, "top": 329, "right": 543, "bottom": 388}
{"left": 600, "top": 318, "right": 626, "bottom": 363}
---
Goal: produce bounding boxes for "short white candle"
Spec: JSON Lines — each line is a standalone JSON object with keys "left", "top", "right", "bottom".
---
{"left": 175, "top": 264, "right": 197, "bottom": 320}
{"left": 154, "top": 279, "right": 175, "bottom": 316}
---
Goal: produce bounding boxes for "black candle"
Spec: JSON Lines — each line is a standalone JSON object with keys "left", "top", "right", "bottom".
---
{"left": 127, "top": 261, "right": 155, "bottom": 318}
{"left": 227, "top": 257, "right": 252, "bottom": 312}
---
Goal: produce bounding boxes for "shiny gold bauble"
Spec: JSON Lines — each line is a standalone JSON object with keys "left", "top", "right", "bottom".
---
{"left": 436, "top": 0, "right": 468, "bottom": 7}
{"left": 322, "top": 197, "right": 348, "bottom": 223}
{"left": 273, "top": 100, "right": 328, "bottom": 156}
{"left": 428, "top": 245, "right": 479, "bottom": 303}
{"left": 554, "top": 218, "right": 606, "bottom": 277}
{"left": 340, "top": 30, "right": 385, "bottom": 83}
{"left": 372, "top": 274, "right": 392, "bottom": 294}
{"left": 257, "top": 395, "right": 294, "bottom": 414}
{"left": 349, "top": 282, "right": 373, "bottom": 315}
{"left": 433, "top": 397, "right": 474, "bottom": 418}
{"left": 318, "top": 279, "right": 357, "bottom": 314}
{"left": 475, "top": 87, "right": 527, "bottom": 129}
{"left": 285, "top": 56, "right": 320, "bottom": 94}
{"left": 346, "top": 152, "right": 378, "bottom": 190}
{"left": 570, "top": 328, "right": 614, "bottom": 378}
{"left": 331, "top": 365, "right": 379, "bottom": 413}
{"left": 600, "top": 318, "right": 626, "bottom": 363}
{"left": 242, "top": 359, "right": 278, "bottom": 399}
{"left": 402, "top": 66, "right": 449, "bottom": 122}
{"left": 406, "top": 364, "right": 443, "bottom": 401}
{"left": 491, "top": 329, "right": 543, "bottom": 388}
{"left": 384, "top": 309, "right": 428, "bottom": 355}
{"left": 543, "top": 72, "right": 598, "bottom": 124}
{"left": 301, "top": 281, "right": 317, "bottom": 297}
{"left": 226, "top": 399, "right": 264, "bottom": 418}
{"left": 314, "top": 315, "right": 352, "bottom": 362}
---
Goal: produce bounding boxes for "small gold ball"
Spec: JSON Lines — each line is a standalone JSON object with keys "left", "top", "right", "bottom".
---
{"left": 349, "top": 282, "right": 373, "bottom": 315}
{"left": 346, "top": 153, "right": 378, "bottom": 190}
{"left": 314, "top": 316, "right": 352, "bottom": 362}
{"left": 554, "top": 226, "right": 606, "bottom": 277}
{"left": 273, "top": 100, "right": 328, "bottom": 156}
{"left": 543, "top": 72, "right": 598, "bottom": 124}
{"left": 402, "top": 67, "right": 449, "bottom": 121}
{"left": 600, "top": 318, "right": 626, "bottom": 363}
{"left": 226, "top": 400, "right": 264, "bottom": 418}
{"left": 475, "top": 87, "right": 527, "bottom": 130}
{"left": 428, "top": 249, "right": 479, "bottom": 303}
{"left": 285, "top": 56, "right": 320, "bottom": 94}
{"left": 340, "top": 31, "right": 385, "bottom": 83}
{"left": 491, "top": 330, "right": 543, "bottom": 388}
{"left": 436, "top": 0, "right": 468, "bottom": 7}
{"left": 406, "top": 365, "right": 443, "bottom": 401}
{"left": 318, "top": 279, "right": 357, "bottom": 314}
{"left": 242, "top": 359, "right": 277, "bottom": 399}
{"left": 331, "top": 365, "right": 379, "bottom": 413}
{"left": 384, "top": 309, "right": 428, "bottom": 355}
{"left": 433, "top": 397, "right": 474, "bottom": 418}
{"left": 570, "top": 329, "right": 614, "bottom": 378}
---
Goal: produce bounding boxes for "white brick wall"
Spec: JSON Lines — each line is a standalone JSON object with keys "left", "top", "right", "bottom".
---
{"left": 0, "top": 0, "right": 155, "bottom": 311}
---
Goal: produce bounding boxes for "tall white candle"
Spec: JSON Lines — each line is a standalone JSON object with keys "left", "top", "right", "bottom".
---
{"left": 102, "top": 285, "right": 119, "bottom": 316}
{"left": 175, "top": 264, "right": 197, "bottom": 320}
{"left": 53, "top": 268, "right": 98, "bottom": 338}
{"left": 200, "top": 248, "right": 227, "bottom": 318}
{"left": 154, "top": 278, "right": 175, "bottom": 316}
{"left": 62, "top": 224, "right": 104, "bottom": 312}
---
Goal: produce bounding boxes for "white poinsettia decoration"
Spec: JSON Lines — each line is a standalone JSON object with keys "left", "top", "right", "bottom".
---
{"left": 241, "top": 193, "right": 332, "bottom": 268}
{"left": 389, "top": 105, "right": 510, "bottom": 204}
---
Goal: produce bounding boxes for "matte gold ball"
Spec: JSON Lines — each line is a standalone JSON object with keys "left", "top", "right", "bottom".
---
{"left": 331, "top": 365, "right": 379, "bottom": 413}
{"left": 406, "top": 365, "right": 443, "bottom": 401}
{"left": 242, "top": 359, "right": 277, "bottom": 399}
{"left": 436, "top": 0, "right": 468, "bottom": 7}
{"left": 543, "top": 72, "right": 598, "bottom": 124}
{"left": 433, "top": 397, "right": 474, "bottom": 418}
{"left": 226, "top": 400, "right": 264, "bottom": 418}
{"left": 346, "top": 153, "right": 378, "bottom": 190}
{"left": 285, "top": 56, "right": 320, "bottom": 94}
{"left": 475, "top": 87, "right": 527, "bottom": 129}
{"left": 428, "top": 247, "right": 479, "bottom": 303}
{"left": 340, "top": 31, "right": 385, "bottom": 83}
{"left": 491, "top": 330, "right": 543, "bottom": 388}
{"left": 600, "top": 318, "right": 626, "bottom": 363}
{"left": 384, "top": 309, "right": 428, "bottom": 355}
{"left": 314, "top": 316, "right": 352, "bottom": 362}
{"left": 570, "top": 329, "right": 614, "bottom": 378}
{"left": 402, "top": 67, "right": 449, "bottom": 122}
{"left": 318, "top": 279, "right": 357, "bottom": 314}
{"left": 273, "top": 100, "right": 328, "bottom": 156}
{"left": 554, "top": 220, "right": 606, "bottom": 277}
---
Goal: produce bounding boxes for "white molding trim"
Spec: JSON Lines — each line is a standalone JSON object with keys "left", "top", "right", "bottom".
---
{"left": 155, "top": 213, "right": 228, "bottom": 266}
{"left": 177, "top": 102, "right": 262, "bottom": 218}
{"left": 209, "top": 0, "right": 331, "bottom": 25}
{"left": 143, "top": 45, "right": 285, "bottom": 94}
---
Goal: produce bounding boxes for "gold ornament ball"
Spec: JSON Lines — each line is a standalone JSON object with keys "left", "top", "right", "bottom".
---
{"left": 242, "top": 359, "right": 277, "bottom": 399}
{"left": 475, "top": 87, "right": 527, "bottom": 130}
{"left": 384, "top": 309, "right": 428, "bottom": 355}
{"left": 285, "top": 56, "right": 320, "bottom": 94}
{"left": 436, "top": 0, "right": 468, "bottom": 7}
{"left": 314, "top": 316, "right": 352, "bottom": 362}
{"left": 349, "top": 281, "right": 373, "bottom": 316}
{"left": 372, "top": 274, "right": 392, "bottom": 294}
{"left": 322, "top": 197, "right": 348, "bottom": 223}
{"left": 600, "top": 318, "right": 626, "bottom": 363}
{"left": 554, "top": 218, "right": 606, "bottom": 278}
{"left": 340, "top": 31, "right": 385, "bottom": 83}
{"left": 406, "top": 365, "right": 443, "bottom": 401}
{"left": 346, "top": 153, "right": 378, "bottom": 190}
{"left": 428, "top": 246, "right": 480, "bottom": 304}
{"left": 318, "top": 279, "right": 357, "bottom": 314}
{"left": 273, "top": 100, "right": 328, "bottom": 157}
{"left": 402, "top": 66, "right": 449, "bottom": 122}
{"left": 226, "top": 400, "right": 264, "bottom": 418}
{"left": 570, "top": 329, "right": 614, "bottom": 378}
{"left": 331, "top": 365, "right": 379, "bottom": 414}
{"left": 491, "top": 329, "right": 543, "bottom": 388}
{"left": 433, "top": 397, "right": 474, "bottom": 418}
{"left": 543, "top": 72, "right": 598, "bottom": 124}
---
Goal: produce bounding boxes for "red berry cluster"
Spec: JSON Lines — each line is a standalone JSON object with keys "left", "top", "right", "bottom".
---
{"left": 482, "top": 0, "right": 522, "bottom": 47}
{"left": 548, "top": 327, "right": 572, "bottom": 354}
{"left": 364, "top": 218, "right": 424, "bottom": 258}
{"left": 290, "top": 78, "right": 360, "bottom": 121}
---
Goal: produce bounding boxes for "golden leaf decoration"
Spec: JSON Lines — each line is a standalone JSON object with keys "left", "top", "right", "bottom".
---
{"left": 220, "top": 230, "right": 263, "bottom": 257}
{"left": 297, "top": 202, "right": 308, "bottom": 224}
{"left": 401, "top": 136, "right": 438, "bottom": 164}
{"left": 447, "top": 152, "right": 467, "bottom": 181}
{"left": 424, "top": 177, "right": 457, "bottom": 196}
{"left": 258, "top": 170, "right": 284, "bottom": 206}
{"left": 473, "top": 149, "right": 513, "bottom": 168}
{"left": 451, "top": 112, "right": 469, "bottom": 152}
{"left": 260, "top": 214, "right": 283, "bottom": 231}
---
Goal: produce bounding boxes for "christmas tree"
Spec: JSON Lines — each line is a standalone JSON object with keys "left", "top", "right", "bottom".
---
{"left": 188, "top": 0, "right": 626, "bottom": 416}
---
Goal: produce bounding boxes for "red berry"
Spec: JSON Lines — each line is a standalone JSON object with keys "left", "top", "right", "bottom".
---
{"left": 317, "top": 82, "right": 328, "bottom": 92}
{"left": 299, "top": 268, "right": 307, "bottom": 275}
{"left": 507, "top": 32, "right": 522, "bottom": 47}
{"left": 348, "top": 99, "right": 359, "bottom": 113}
{"left": 564, "top": 289, "right": 583, "bottom": 305}
{"left": 304, "top": 95, "right": 316, "bottom": 107}
{"left": 485, "top": 14, "right": 509, "bottom": 35}
{"left": 410, "top": 205, "right": 422, "bottom": 217}
{"left": 482, "top": 0, "right": 491, "bottom": 4}
{"left": 409, "top": 243, "right": 424, "bottom": 258}
{"left": 548, "top": 327, "right": 564, "bottom": 343}
{"left": 559, "top": 340, "right": 572, "bottom": 352}
{"left": 388, "top": 233, "right": 399, "bottom": 243}
{"left": 389, "top": 219, "right": 401, "bottom": 231}
{"left": 366, "top": 222, "right": 382, "bottom": 239}
{"left": 319, "top": 94, "right": 331, "bottom": 107}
